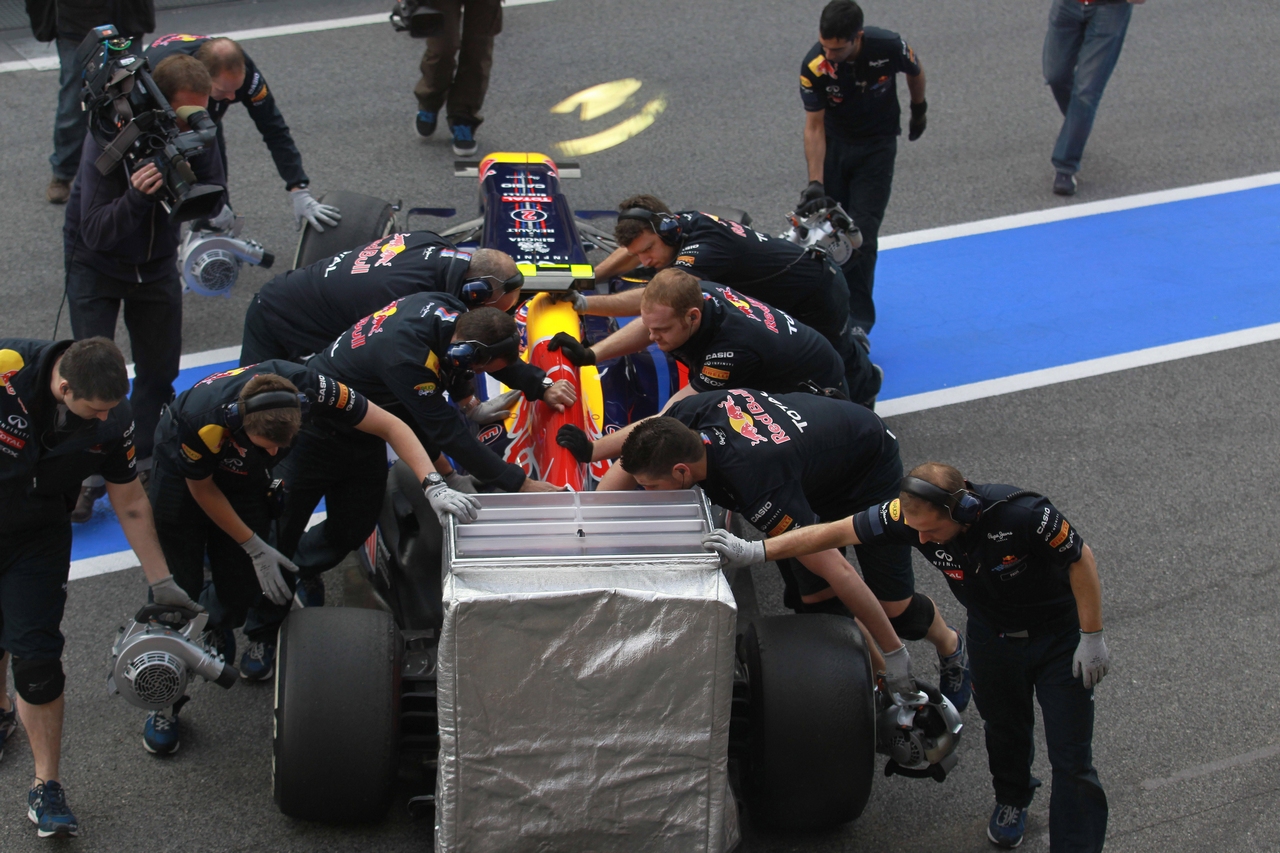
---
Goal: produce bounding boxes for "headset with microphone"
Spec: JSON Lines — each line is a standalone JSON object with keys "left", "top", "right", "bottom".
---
{"left": 899, "top": 476, "right": 985, "bottom": 524}
{"left": 617, "top": 208, "right": 683, "bottom": 247}
{"left": 223, "top": 389, "right": 310, "bottom": 432}
{"left": 445, "top": 332, "right": 522, "bottom": 371}
{"left": 458, "top": 269, "right": 525, "bottom": 308}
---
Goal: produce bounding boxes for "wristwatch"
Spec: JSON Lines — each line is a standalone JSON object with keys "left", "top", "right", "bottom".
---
{"left": 423, "top": 472, "right": 445, "bottom": 490}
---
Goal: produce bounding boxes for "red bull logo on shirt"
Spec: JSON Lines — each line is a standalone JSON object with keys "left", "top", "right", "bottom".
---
{"left": 719, "top": 391, "right": 793, "bottom": 446}
{"left": 351, "top": 234, "right": 410, "bottom": 275}
{"left": 351, "top": 303, "right": 398, "bottom": 348}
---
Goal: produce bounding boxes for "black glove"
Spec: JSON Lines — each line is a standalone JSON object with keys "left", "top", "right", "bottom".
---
{"left": 556, "top": 424, "right": 593, "bottom": 464}
{"left": 798, "top": 180, "right": 826, "bottom": 215}
{"left": 908, "top": 100, "right": 927, "bottom": 141}
{"left": 546, "top": 331, "right": 596, "bottom": 366}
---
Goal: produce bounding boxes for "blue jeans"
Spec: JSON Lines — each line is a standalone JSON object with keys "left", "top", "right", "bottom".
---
{"left": 50, "top": 37, "right": 88, "bottom": 181}
{"left": 1042, "top": 0, "right": 1133, "bottom": 175}
{"left": 968, "top": 612, "right": 1108, "bottom": 853}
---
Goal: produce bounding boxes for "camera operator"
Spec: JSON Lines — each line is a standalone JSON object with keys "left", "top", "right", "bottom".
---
{"left": 63, "top": 53, "right": 226, "bottom": 521}
{"left": 146, "top": 34, "right": 341, "bottom": 232}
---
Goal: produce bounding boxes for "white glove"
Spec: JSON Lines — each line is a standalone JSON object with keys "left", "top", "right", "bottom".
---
{"left": 207, "top": 203, "right": 236, "bottom": 233}
{"left": 426, "top": 481, "right": 481, "bottom": 524}
{"left": 149, "top": 575, "right": 204, "bottom": 612}
{"left": 291, "top": 188, "right": 342, "bottom": 232}
{"left": 701, "top": 529, "right": 765, "bottom": 570}
{"left": 445, "top": 471, "right": 481, "bottom": 493}
{"left": 1073, "top": 630, "right": 1110, "bottom": 688}
{"left": 880, "top": 644, "right": 916, "bottom": 697}
{"left": 467, "top": 389, "right": 522, "bottom": 425}
{"left": 564, "top": 289, "right": 589, "bottom": 313}
{"left": 240, "top": 533, "right": 299, "bottom": 605}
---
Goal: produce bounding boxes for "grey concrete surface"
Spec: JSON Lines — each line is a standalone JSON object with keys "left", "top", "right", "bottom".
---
{"left": 1, "top": 0, "right": 1279, "bottom": 850}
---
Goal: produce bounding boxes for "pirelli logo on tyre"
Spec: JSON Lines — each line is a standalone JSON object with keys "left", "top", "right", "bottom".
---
{"left": 1049, "top": 521, "right": 1070, "bottom": 549}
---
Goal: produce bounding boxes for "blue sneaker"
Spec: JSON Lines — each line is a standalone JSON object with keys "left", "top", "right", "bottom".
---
{"left": 451, "top": 123, "right": 478, "bottom": 157}
{"left": 296, "top": 575, "right": 325, "bottom": 608}
{"left": 987, "top": 803, "right": 1026, "bottom": 848}
{"left": 143, "top": 708, "right": 180, "bottom": 755}
{"left": 28, "top": 780, "right": 78, "bottom": 838}
{"left": 415, "top": 110, "right": 437, "bottom": 138}
{"left": 938, "top": 626, "right": 973, "bottom": 712}
{"left": 240, "top": 641, "right": 276, "bottom": 682}
{"left": 0, "top": 696, "right": 17, "bottom": 761}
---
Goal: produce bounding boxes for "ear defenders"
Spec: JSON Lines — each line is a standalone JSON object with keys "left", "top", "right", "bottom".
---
{"left": 617, "top": 208, "right": 682, "bottom": 247}
{"left": 899, "top": 476, "right": 984, "bottom": 524}
{"left": 445, "top": 332, "right": 521, "bottom": 371}
{"left": 223, "top": 390, "right": 309, "bottom": 432}
{"left": 459, "top": 269, "right": 525, "bottom": 308}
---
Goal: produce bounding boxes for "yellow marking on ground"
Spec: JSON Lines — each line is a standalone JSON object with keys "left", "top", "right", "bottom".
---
{"left": 551, "top": 79, "right": 643, "bottom": 122}
{"left": 555, "top": 97, "right": 667, "bottom": 158}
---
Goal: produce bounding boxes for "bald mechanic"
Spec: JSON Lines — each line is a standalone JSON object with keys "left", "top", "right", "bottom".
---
{"left": 146, "top": 34, "right": 340, "bottom": 232}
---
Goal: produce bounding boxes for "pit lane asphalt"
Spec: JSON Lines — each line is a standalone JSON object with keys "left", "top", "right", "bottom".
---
{"left": 2, "top": 0, "right": 1279, "bottom": 850}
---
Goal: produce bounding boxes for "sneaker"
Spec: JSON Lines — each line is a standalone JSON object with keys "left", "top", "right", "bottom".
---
{"left": 415, "top": 110, "right": 437, "bottom": 138}
{"left": 451, "top": 123, "right": 478, "bottom": 157}
{"left": 296, "top": 575, "right": 325, "bottom": 608}
{"left": 938, "top": 626, "right": 973, "bottom": 712}
{"left": 987, "top": 802, "right": 1026, "bottom": 848}
{"left": 46, "top": 177, "right": 71, "bottom": 204}
{"left": 143, "top": 709, "right": 180, "bottom": 755}
{"left": 70, "top": 484, "right": 105, "bottom": 524}
{"left": 240, "top": 641, "right": 275, "bottom": 682}
{"left": 1053, "top": 171, "right": 1077, "bottom": 197}
{"left": 28, "top": 780, "right": 78, "bottom": 838}
{"left": 205, "top": 626, "right": 236, "bottom": 664}
{"left": 0, "top": 696, "right": 17, "bottom": 761}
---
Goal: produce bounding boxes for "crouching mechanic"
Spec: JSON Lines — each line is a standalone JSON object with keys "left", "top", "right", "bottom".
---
{"left": 705, "top": 462, "right": 1110, "bottom": 851}
{"left": 547, "top": 269, "right": 847, "bottom": 405}
{"left": 142, "top": 360, "right": 478, "bottom": 754}
{"left": 0, "top": 338, "right": 198, "bottom": 838}
{"left": 560, "top": 389, "right": 964, "bottom": 704}
{"left": 564, "top": 195, "right": 881, "bottom": 405}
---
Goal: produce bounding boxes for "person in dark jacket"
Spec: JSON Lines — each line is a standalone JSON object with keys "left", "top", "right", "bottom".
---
{"left": 63, "top": 53, "right": 226, "bottom": 519}
{"left": 44, "top": 0, "right": 156, "bottom": 204}
{"left": 146, "top": 34, "right": 340, "bottom": 231}
{"left": 0, "top": 337, "right": 198, "bottom": 838}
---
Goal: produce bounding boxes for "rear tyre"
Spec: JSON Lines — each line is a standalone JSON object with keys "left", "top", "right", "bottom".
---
{"left": 292, "top": 190, "right": 395, "bottom": 269}
{"left": 742, "top": 614, "right": 875, "bottom": 831}
{"left": 273, "top": 607, "right": 401, "bottom": 822}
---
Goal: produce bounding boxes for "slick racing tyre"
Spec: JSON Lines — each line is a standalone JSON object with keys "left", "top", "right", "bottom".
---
{"left": 742, "top": 614, "right": 875, "bottom": 831}
{"left": 273, "top": 607, "right": 401, "bottom": 822}
{"left": 292, "top": 190, "right": 395, "bottom": 269}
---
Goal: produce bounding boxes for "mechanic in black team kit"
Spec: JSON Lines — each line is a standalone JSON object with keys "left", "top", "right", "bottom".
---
{"left": 799, "top": 0, "right": 926, "bottom": 337}
{"left": 548, "top": 269, "right": 846, "bottom": 405}
{"left": 140, "top": 360, "right": 477, "bottom": 754}
{"left": 705, "top": 462, "right": 1110, "bottom": 851}
{"left": 559, "top": 390, "right": 970, "bottom": 712}
{"left": 569, "top": 195, "right": 881, "bottom": 406}
{"left": 146, "top": 34, "right": 341, "bottom": 232}
{"left": 0, "top": 338, "right": 199, "bottom": 839}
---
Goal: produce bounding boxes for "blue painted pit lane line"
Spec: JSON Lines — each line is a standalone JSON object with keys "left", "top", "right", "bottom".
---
{"left": 69, "top": 171, "right": 1280, "bottom": 575}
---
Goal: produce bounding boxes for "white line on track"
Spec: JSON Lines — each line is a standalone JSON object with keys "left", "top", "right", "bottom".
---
{"left": 1142, "top": 744, "right": 1280, "bottom": 790}
{"left": 0, "top": 0, "right": 558, "bottom": 74}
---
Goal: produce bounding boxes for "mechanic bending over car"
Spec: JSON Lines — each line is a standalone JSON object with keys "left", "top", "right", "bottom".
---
{"left": 704, "top": 462, "right": 1110, "bottom": 851}
{"left": 563, "top": 195, "right": 881, "bottom": 407}
{"left": 139, "top": 360, "right": 478, "bottom": 755}
{"left": 548, "top": 269, "right": 848, "bottom": 407}
{"left": 558, "top": 389, "right": 970, "bottom": 710}
{"left": 64, "top": 53, "right": 227, "bottom": 524}
{"left": 0, "top": 338, "right": 201, "bottom": 839}
{"left": 145, "top": 34, "right": 341, "bottom": 232}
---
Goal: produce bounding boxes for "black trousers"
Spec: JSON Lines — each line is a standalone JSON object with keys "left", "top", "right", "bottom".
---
{"left": 824, "top": 135, "right": 898, "bottom": 335}
{"left": 0, "top": 519, "right": 72, "bottom": 663}
{"left": 239, "top": 294, "right": 311, "bottom": 366}
{"left": 66, "top": 258, "right": 182, "bottom": 462}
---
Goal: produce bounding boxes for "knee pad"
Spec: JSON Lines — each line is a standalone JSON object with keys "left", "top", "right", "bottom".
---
{"left": 888, "top": 593, "right": 935, "bottom": 641}
{"left": 12, "top": 657, "right": 65, "bottom": 705}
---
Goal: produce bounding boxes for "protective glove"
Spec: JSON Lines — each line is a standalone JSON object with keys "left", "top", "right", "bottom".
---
{"left": 546, "top": 331, "right": 596, "bottom": 366}
{"left": 425, "top": 480, "right": 482, "bottom": 524}
{"left": 445, "top": 471, "right": 481, "bottom": 494}
{"left": 291, "top": 188, "right": 342, "bottom": 232}
{"left": 207, "top": 203, "right": 236, "bottom": 233}
{"left": 556, "top": 424, "right": 593, "bottom": 463}
{"left": 467, "top": 389, "right": 522, "bottom": 424}
{"left": 880, "top": 644, "right": 916, "bottom": 697}
{"left": 908, "top": 99, "right": 928, "bottom": 141}
{"left": 1073, "top": 629, "right": 1110, "bottom": 688}
{"left": 798, "top": 180, "right": 826, "bottom": 214}
{"left": 550, "top": 288, "right": 589, "bottom": 313}
{"left": 149, "top": 575, "right": 204, "bottom": 612}
{"left": 239, "top": 533, "right": 299, "bottom": 606}
{"left": 701, "top": 529, "right": 765, "bottom": 570}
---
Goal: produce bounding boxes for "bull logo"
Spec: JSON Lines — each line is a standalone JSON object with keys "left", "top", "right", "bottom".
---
{"left": 373, "top": 234, "right": 407, "bottom": 268}
{"left": 720, "top": 395, "right": 766, "bottom": 446}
